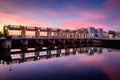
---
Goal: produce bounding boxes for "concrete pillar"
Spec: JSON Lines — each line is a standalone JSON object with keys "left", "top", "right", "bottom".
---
{"left": 65, "top": 49, "right": 69, "bottom": 55}
{"left": 74, "top": 32, "right": 77, "bottom": 38}
{"left": 21, "top": 26, "right": 26, "bottom": 38}
{"left": 56, "top": 49, "right": 61, "bottom": 57}
{"left": 67, "top": 32, "right": 71, "bottom": 38}
{"left": 57, "top": 49, "right": 61, "bottom": 54}
{"left": 35, "top": 51, "right": 40, "bottom": 60}
{"left": 35, "top": 28, "right": 40, "bottom": 38}
{"left": 79, "top": 32, "right": 82, "bottom": 38}
{"left": 47, "top": 50, "right": 51, "bottom": 58}
{"left": 73, "top": 48, "right": 77, "bottom": 54}
{"left": 20, "top": 53, "right": 26, "bottom": 62}
{"left": 62, "top": 31, "right": 66, "bottom": 38}
{"left": 40, "top": 40, "right": 43, "bottom": 45}
{"left": 52, "top": 39, "right": 55, "bottom": 45}
{"left": 57, "top": 29, "right": 62, "bottom": 38}
{"left": 3, "top": 25, "right": 9, "bottom": 36}
{"left": 47, "top": 28, "right": 52, "bottom": 38}
{"left": 63, "top": 39, "right": 66, "bottom": 44}
{"left": 2, "top": 40, "right": 11, "bottom": 49}
{"left": 21, "top": 46, "right": 28, "bottom": 51}
{"left": 20, "top": 39, "right": 28, "bottom": 46}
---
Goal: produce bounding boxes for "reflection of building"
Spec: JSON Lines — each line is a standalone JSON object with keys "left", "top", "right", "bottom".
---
{"left": 88, "top": 47, "right": 103, "bottom": 55}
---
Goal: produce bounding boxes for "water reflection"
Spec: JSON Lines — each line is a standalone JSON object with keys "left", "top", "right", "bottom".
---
{"left": 0, "top": 47, "right": 103, "bottom": 65}
{"left": 1, "top": 47, "right": 120, "bottom": 65}
{"left": 0, "top": 46, "right": 120, "bottom": 80}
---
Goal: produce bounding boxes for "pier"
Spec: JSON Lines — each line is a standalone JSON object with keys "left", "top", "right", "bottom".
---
{"left": 0, "top": 25, "right": 120, "bottom": 49}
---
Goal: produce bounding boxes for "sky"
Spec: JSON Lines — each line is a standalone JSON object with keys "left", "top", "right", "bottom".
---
{"left": 0, "top": 0, "right": 120, "bottom": 32}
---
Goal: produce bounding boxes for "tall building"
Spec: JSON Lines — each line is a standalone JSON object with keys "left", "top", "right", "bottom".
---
{"left": 87, "top": 27, "right": 96, "bottom": 37}
{"left": 96, "top": 28, "right": 103, "bottom": 38}
{"left": 78, "top": 27, "right": 103, "bottom": 38}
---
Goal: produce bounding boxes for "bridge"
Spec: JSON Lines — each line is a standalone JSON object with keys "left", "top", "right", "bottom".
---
{"left": 0, "top": 25, "right": 120, "bottom": 49}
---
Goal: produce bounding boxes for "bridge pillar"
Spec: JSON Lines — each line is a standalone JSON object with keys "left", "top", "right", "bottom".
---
{"left": 40, "top": 40, "right": 43, "bottom": 45}
{"left": 57, "top": 29, "right": 62, "bottom": 38}
{"left": 65, "top": 48, "right": 69, "bottom": 55}
{"left": 73, "top": 32, "right": 76, "bottom": 38}
{"left": 62, "top": 32, "right": 66, "bottom": 38}
{"left": 56, "top": 49, "right": 61, "bottom": 57}
{"left": 20, "top": 39, "right": 28, "bottom": 46}
{"left": 35, "top": 51, "right": 40, "bottom": 60}
{"left": 35, "top": 28, "right": 40, "bottom": 38}
{"left": 47, "top": 50, "right": 51, "bottom": 58}
{"left": 50, "top": 39, "right": 55, "bottom": 46}
{"left": 21, "top": 26, "right": 26, "bottom": 38}
{"left": 73, "top": 48, "right": 77, "bottom": 54}
{"left": 21, "top": 46, "right": 27, "bottom": 52}
{"left": 3, "top": 25, "right": 11, "bottom": 36}
{"left": 47, "top": 28, "right": 52, "bottom": 38}
{"left": 2, "top": 39, "right": 11, "bottom": 49}
{"left": 79, "top": 32, "right": 82, "bottom": 38}
{"left": 20, "top": 53, "right": 26, "bottom": 63}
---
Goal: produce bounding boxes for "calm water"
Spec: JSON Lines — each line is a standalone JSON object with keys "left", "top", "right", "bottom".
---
{"left": 0, "top": 47, "right": 120, "bottom": 80}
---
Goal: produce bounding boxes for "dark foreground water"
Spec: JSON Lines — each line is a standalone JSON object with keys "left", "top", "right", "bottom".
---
{"left": 0, "top": 47, "right": 120, "bottom": 80}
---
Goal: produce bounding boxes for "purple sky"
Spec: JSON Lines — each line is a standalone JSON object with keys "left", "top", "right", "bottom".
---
{"left": 0, "top": 0, "right": 120, "bottom": 31}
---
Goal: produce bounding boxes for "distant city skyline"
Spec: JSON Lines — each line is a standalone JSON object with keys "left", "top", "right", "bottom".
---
{"left": 0, "top": 0, "right": 120, "bottom": 32}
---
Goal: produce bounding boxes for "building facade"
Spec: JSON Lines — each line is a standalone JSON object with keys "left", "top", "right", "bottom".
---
{"left": 78, "top": 27, "right": 103, "bottom": 38}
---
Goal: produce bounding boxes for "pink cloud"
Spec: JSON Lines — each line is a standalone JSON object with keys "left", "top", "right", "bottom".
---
{"left": 0, "top": 11, "right": 53, "bottom": 27}
{"left": 80, "top": 11, "right": 105, "bottom": 19}
{"left": 60, "top": 18, "right": 109, "bottom": 30}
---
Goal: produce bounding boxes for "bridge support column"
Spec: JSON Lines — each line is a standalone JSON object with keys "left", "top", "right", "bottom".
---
{"left": 52, "top": 39, "right": 55, "bottom": 45}
{"left": 20, "top": 53, "right": 26, "bottom": 63}
{"left": 65, "top": 48, "right": 69, "bottom": 55}
{"left": 2, "top": 39, "right": 11, "bottom": 49}
{"left": 21, "top": 26, "right": 26, "bottom": 38}
{"left": 73, "top": 48, "right": 77, "bottom": 54}
{"left": 35, "top": 28, "right": 40, "bottom": 38}
{"left": 47, "top": 28, "right": 52, "bottom": 38}
{"left": 20, "top": 39, "right": 28, "bottom": 46}
{"left": 57, "top": 49, "right": 61, "bottom": 57}
{"left": 47, "top": 50, "right": 51, "bottom": 58}
{"left": 21, "top": 46, "right": 28, "bottom": 52}
{"left": 40, "top": 40, "right": 43, "bottom": 45}
{"left": 72, "top": 39, "right": 74, "bottom": 44}
{"left": 35, "top": 51, "right": 40, "bottom": 60}
{"left": 3, "top": 25, "right": 9, "bottom": 36}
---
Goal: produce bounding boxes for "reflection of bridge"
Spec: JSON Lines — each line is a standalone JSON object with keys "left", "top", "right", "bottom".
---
{"left": 0, "top": 47, "right": 102, "bottom": 65}
{"left": 0, "top": 25, "right": 120, "bottom": 49}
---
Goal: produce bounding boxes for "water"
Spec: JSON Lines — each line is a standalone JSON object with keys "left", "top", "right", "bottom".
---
{"left": 0, "top": 47, "right": 120, "bottom": 80}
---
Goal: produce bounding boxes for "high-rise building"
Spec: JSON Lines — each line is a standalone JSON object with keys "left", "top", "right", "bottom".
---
{"left": 78, "top": 27, "right": 103, "bottom": 38}
{"left": 87, "top": 27, "right": 96, "bottom": 37}
{"left": 96, "top": 28, "right": 103, "bottom": 38}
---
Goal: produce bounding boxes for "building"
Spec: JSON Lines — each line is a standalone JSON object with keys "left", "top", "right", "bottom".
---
{"left": 96, "top": 28, "right": 103, "bottom": 38}
{"left": 87, "top": 27, "right": 103, "bottom": 38}
{"left": 77, "top": 27, "right": 104, "bottom": 38}
{"left": 87, "top": 27, "right": 96, "bottom": 37}
{"left": 77, "top": 28, "right": 89, "bottom": 38}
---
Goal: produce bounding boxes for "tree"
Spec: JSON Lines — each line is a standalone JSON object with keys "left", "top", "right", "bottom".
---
{"left": 108, "top": 30, "right": 116, "bottom": 37}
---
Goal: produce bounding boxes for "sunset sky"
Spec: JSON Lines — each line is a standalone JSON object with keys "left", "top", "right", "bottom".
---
{"left": 0, "top": 0, "right": 120, "bottom": 32}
